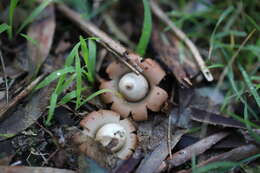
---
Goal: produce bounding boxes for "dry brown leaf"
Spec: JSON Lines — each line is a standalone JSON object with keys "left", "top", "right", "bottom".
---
{"left": 27, "top": 4, "right": 55, "bottom": 76}
{"left": 0, "top": 166, "right": 75, "bottom": 173}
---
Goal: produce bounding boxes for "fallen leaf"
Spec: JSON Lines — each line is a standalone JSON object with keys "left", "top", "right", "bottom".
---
{"left": 178, "top": 144, "right": 260, "bottom": 173}
{"left": 72, "top": 132, "right": 118, "bottom": 170}
{"left": 0, "top": 82, "right": 54, "bottom": 141}
{"left": 26, "top": 4, "right": 55, "bottom": 76}
{"left": 0, "top": 166, "right": 75, "bottom": 173}
{"left": 113, "top": 149, "right": 143, "bottom": 173}
{"left": 167, "top": 131, "right": 229, "bottom": 167}
{"left": 152, "top": 26, "right": 192, "bottom": 87}
{"left": 78, "top": 155, "right": 108, "bottom": 173}
{"left": 190, "top": 107, "right": 246, "bottom": 129}
{"left": 135, "top": 130, "right": 186, "bottom": 173}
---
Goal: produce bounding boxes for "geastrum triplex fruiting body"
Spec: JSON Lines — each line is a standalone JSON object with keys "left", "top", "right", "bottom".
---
{"left": 76, "top": 55, "right": 169, "bottom": 161}
{"left": 79, "top": 110, "right": 137, "bottom": 160}
{"left": 100, "top": 53, "right": 168, "bottom": 121}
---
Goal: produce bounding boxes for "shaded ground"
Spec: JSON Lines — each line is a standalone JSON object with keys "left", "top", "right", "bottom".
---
{"left": 0, "top": 0, "right": 260, "bottom": 173}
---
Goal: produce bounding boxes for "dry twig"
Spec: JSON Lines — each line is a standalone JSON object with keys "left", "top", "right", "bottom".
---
{"left": 190, "top": 107, "right": 246, "bottom": 129}
{"left": 56, "top": 3, "right": 143, "bottom": 75}
{"left": 217, "top": 29, "right": 256, "bottom": 88}
{"left": 0, "top": 50, "right": 9, "bottom": 103}
{"left": 0, "top": 74, "right": 45, "bottom": 120}
{"left": 152, "top": 26, "right": 192, "bottom": 87}
{"left": 150, "top": 0, "right": 213, "bottom": 82}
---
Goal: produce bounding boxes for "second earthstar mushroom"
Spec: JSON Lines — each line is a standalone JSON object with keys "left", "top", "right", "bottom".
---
{"left": 80, "top": 110, "right": 137, "bottom": 160}
{"left": 100, "top": 53, "right": 168, "bottom": 121}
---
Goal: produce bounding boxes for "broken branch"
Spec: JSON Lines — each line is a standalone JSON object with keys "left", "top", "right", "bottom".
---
{"left": 150, "top": 0, "right": 213, "bottom": 82}
{"left": 56, "top": 3, "right": 142, "bottom": 75}
{"left": 0, "top": 74, "right": 45, "bottom": 120}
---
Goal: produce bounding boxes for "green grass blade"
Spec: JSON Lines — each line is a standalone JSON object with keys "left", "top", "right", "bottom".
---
{"left": 228, "top": 76, "right": 258, "bottom": 119}
{"left": 53, "top": 76, "right": 66, "bottom": 95}
{"left": 8, "top": 0, "right": 19, "bottom": 40}
{"left": 53, "top": 73, "right": 75, "bottom": 98}
{"left": 257, "top": 84, "right": 260, "bottom": 90}
{"left": 208, "top": 6, "right": 233, "bottom": 59}
{"left": 191, "top": 154, "right": 197, "bottom": 173}
{"left": 0, "top": 133, "right": 15, "bottom": 138}
{"left": 220, "top": 90, "right": 232, "bottom": 112}
{"left": 136, "top": 0, "right": 152, "bottom": 56}
{"left": 244, "top": 105, "right": 260, "bottom": 143}
{"left": 239, "top": 154, "right": 260, "bottom": 164}
{"left": 80, "top": 36, "right": 89, "bottom": 65}
{"left": 41, "top": 42, "right": 81, "bottom": 125}
{"left": 53, "top": 42, "right": 80, "bottom": 95}
{"left": 17, "top": 0, "right": 52, "bottom": 34}
{"left": 59, "top": 90, "right": 77, "bottom": 105}
{"left": 79, "top": 89, "right": 112, "bottom": 107}
{"left": 207, "top": 64, "right": 224, "bottom": 69}
{"left": 215, "top": 30, "right": 247, "bottom": 39}
{"left": 196, "top": 154, "right": 260, "bottom": 173}
{"left": 80, "top": 36, "right": 97, "bottom": 83}
{"left": 0, "top": 23, "right": 10, "bottom": 34}
{"left": 58, "top": 86, "right": 87, "bottom": 105}
{"left": 75, "top": 49, "right": 82, "bottom": 109}
{"left": 54, "top": 42, "right": 80, "bottom": 96}
{"left": 244, "top": 13, "right": 260, "bottom": 32}
{"left": 87, "top": 39, "right": 96, "bottom": 83}
{"left": 251, "top": 76, "right": 260, "bottom": 81}
{"left": 45, "top": 93, "right": 58, "bottom": 126}
{"left": 65, "top": 42, "right": 80, "bottom": 66}
{"left": 224, "top": 56, "right": 258, "bottom": 119}
{"left": 35, "top": 66, "right": 75, "bottom": 90}
{"left": 196, "top": 161, "right": 238, "bottom": 173}
{"left": 186, "top": 127, "right": 201, "bottom": 134}
{"left": 60, "top": 88, "right": 111, "bottom": 108}
{"left": 20, "top": 33, "right": 38, "bottom": 45}
{"left": 226, "top": 111, "right": 260, "bottom": 129}
{"left": 238, "top": 64, "right": 260, "bottom": 107}
{"left": 55, "top": 42, "right": 81, "bottom": 95}
{"left": 63, "top": 0, "right": 90, "bottom": 14}
{"left": 86, "top": 0, "right": 118, "bottom": 19}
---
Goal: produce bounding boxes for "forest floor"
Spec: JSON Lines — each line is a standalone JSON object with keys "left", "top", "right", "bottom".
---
{"left": 0, "top": 0, "right": 259, "bottom": 173}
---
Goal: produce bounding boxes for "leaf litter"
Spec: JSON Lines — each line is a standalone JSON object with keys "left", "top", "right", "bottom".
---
{"left": 0, "top": 0, "right": 259, "bottom": 172}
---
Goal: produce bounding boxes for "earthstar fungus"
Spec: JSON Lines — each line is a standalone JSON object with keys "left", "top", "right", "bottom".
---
{"left": 80, "top": 110, "right": 137, "bottom": 160}
{"left": 100, "top": 53, "right": 168, "bottom": 121}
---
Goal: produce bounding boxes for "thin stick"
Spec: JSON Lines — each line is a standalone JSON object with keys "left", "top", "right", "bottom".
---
{"left": 216, "top": 29, "right": 256, "bottom": 88}
{"left": 0, "top": 74, "right": 45, "bottom": 120}
{"left": 150, "top": 0, "right": 213, "bottom": 82}
{"left": 41, "top": 149, "right": 59, "bottom": 166}
{"left": 56, "top": 3, "right": 142, "bottom": 75}
{"left": 0, "top": 50, "right": 9, "bottom": 103}
{"left": 35, "top": 121, "right": 54, "bottom": 138}
{"left": 168, "top": 113, "right": 172, "bottom": 159}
